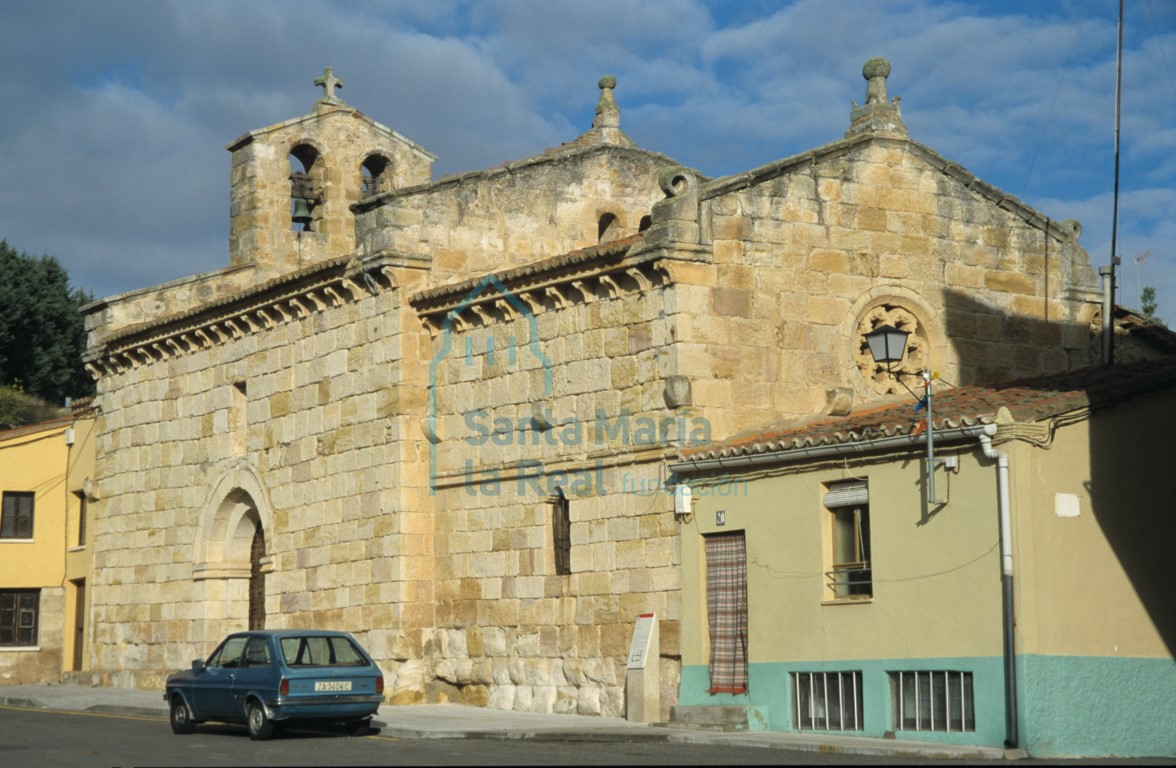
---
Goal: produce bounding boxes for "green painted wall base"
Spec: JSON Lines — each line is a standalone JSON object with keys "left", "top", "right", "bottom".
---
{"left": 1018, "top": 655, "right": 1176, "bottom": 758}
{"left": 679, "top": 654, "right": 1176, "bottom": 758}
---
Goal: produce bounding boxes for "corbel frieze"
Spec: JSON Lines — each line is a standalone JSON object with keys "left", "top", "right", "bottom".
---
{"left": 85, "top": 257, "right": 401, "bottom": 380}
{"left": 409, "top": 245, "right": 671, "bottom": 334}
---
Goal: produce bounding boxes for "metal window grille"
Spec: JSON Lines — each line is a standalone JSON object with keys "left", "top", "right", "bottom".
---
{"left": 890, "top": 671, "right": 975, "bottom": 732}
{"left": 360, "top": 175, "right": 393, "bottom": 199}
{"left": 289, "top": 172, "right": 321, "bottom": 202}
{"left": 792, "top": 671, "right": 864, "bottom": 731}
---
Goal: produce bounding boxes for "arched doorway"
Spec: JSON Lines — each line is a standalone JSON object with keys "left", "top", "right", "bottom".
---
{"left": 194, "top": 462, "right": 275, "bottom": 643}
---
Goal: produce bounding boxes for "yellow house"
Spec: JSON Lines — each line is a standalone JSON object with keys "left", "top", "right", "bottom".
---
{"left": 670, "top": 357, "right": 1176, "bottom": 759}
{"left": 0, "top": 401, "right": 96, "bottom": 683}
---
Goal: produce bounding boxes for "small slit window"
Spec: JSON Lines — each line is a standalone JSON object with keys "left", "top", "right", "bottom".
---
{"left": 552, "top": 488, "right": 571, "bottom": 576}
{"left": 598, "top": 212, "right": 621, "bottom": 243}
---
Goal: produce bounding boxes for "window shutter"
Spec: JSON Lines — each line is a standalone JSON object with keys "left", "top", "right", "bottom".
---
{"left": 824, "top": 480, "right": 868, "bottom": 508}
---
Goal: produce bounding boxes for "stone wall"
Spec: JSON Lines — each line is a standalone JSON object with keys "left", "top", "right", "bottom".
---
{"left": 424, "top": 275, "right": 685, "bottom": 716}
{"left": 356, "top": 145, "right": 671, "bottom": 281}
{"left": 87, "top": 266, "right": 430, "bottom": 685}
{"left": 663, "top": 135, "right": 1101, "bottom": 439}
{"left": 229, "top": 105, "right": 435, "bottom": 277}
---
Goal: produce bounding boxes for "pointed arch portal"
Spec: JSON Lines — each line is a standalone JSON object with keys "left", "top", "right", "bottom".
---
{"left": 194, "top": 462, "right": 275, "bottom": 634}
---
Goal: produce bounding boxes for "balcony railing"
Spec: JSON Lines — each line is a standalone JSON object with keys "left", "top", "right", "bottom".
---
{"left": 825, "top": 562, "right": 872, "bottom": 599}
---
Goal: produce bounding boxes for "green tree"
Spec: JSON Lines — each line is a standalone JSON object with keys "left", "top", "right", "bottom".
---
{"left": 0, "top": 240, "right": 94, "bottom": 408}
{"left": 1141, "top": 286, "right": 1159, "bottom": 321}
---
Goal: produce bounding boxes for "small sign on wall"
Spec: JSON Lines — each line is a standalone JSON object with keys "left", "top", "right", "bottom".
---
{"left": 626, "top": 613, "right": 657, "bottom": 670}
{"left": 1055, "top": 493, "right": 1081, "bottom": 518}
{"left": 716, "top": 510, "right": 725, "bottom": 526}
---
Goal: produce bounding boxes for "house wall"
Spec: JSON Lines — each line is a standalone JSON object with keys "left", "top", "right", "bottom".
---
{"left": 679, "top": 442, "right": 1006, "bottom": 745}
{"left": 1009, "top": 389, "right": 1176, "bottom": 758}
{"left": 63, "top": 412, "right": 97, "bottom": 674}
{"left": 0, "top": 419, "right": 70, "bottom": 683}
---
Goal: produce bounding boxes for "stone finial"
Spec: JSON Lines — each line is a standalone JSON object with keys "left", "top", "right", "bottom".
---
{"left": 592, "top": 75, "right": 620, "bottom": 130}
{"left": 314, "top": 67, "right": 347, "bottom": 106}
{"left": 846, "top": 57, "right": 906, "bottom": 138}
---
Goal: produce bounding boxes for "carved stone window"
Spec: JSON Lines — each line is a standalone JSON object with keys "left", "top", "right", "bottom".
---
{"left": 855, "top": 304, "right": 928, "bottom": 395}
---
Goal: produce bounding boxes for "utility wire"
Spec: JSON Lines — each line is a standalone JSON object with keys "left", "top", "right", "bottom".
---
{"left": 1020, "top": 18, "right": 1087, "bottom": 200}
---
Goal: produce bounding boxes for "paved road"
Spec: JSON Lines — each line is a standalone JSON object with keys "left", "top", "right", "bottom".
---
{"left": 0, "top": 706, "right": 931, "bottom": 767}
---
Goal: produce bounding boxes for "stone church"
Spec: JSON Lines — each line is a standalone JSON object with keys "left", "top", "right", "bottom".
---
{"left": 80, "top": 59, "right": 1135, "bottom": 717}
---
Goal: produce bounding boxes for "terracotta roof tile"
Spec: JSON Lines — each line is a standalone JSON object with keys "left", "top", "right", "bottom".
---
{"left": 683, "top": 356, "right": 1176, "bottom": 461}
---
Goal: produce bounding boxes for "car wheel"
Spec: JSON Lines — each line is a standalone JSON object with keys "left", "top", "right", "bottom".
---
{"left": 170, "top": 696, "right": 196, "bottom": 735}
{"left": 247, "top": 700, "right": 275, "bottom": 741}
{"left": 348, "top": 717, "right": 372, "bottom": 736}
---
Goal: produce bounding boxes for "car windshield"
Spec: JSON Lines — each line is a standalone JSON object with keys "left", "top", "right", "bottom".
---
{"left": 279, "top": 635, "right": 367, "bottom": 667}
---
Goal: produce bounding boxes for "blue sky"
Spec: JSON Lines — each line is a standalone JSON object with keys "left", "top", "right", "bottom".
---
{"left": 1, "top": 1, "right": 1173, "bottom": 325}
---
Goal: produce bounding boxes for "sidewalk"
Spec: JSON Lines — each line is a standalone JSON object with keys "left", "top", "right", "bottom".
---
{"left": 0, "top": 683, "right": 1015, "bottom": 761}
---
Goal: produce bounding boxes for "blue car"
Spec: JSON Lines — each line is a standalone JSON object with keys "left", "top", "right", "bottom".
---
{"left": 164, "top": 630, "right": 385, "bottom": 740}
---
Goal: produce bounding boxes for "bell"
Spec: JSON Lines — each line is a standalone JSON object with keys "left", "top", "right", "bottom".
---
{"left": 291, "top": 197, "right": 313, "bottom": 226}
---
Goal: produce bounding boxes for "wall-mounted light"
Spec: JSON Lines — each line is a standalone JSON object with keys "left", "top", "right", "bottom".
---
{"left": 864, "top": 324, "right": 909, "bottom": 372}
{"left": 863, "top": 324, "right": 944, "bottom": 506}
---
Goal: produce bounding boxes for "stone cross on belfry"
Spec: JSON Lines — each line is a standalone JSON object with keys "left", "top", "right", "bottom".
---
{"left": 314, "top": 67, "right": 345, "bottom": 105}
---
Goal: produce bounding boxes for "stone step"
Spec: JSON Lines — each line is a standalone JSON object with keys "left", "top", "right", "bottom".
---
{"left": 665, "top": 705, "right": 768, "bottom": 732}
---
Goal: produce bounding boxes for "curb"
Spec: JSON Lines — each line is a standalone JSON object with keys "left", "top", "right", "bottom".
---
{"left": 0, "top": 697, "right": 42, "bottom": 709}
{"left": 87, "top": 705, "right": 168, "bottom": 719}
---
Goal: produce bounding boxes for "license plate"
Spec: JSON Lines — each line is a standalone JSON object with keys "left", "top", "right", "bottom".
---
{"left": 314, "top": 681, "right": 352, "bottom": 692}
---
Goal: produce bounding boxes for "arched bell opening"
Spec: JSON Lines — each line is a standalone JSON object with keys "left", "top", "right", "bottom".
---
{"left": 361, "top": 154, "right": 393, "bottom": 199}
{"left": 289, "top": 143, "right": 323, "bottom": 232}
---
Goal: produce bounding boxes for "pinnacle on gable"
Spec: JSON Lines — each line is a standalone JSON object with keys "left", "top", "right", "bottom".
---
{"left": 846, "top": 57, "right": 907, "bottom": 139}
{"left": 593, "top": 75, "right": 621, "bottom": 130}
{"left": 314, "top": 66, "right": 348, "bottom": 108}
{"left": 577, "top": 74, "right": 634, "bottom": 147}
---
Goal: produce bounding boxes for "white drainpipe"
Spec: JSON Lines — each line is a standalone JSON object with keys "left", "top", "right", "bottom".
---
{"left": 979, "top": 423, "right": 1019, "bottom": 749}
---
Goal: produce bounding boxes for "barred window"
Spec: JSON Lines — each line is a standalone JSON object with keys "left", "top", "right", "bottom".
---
{"left": 890, "top": 670, "right": 975, "bottom": 732}
{"left": 1, "top": 492, "right": 34, "bottom": 539}
{"left": 0, "top": 590, "right": 39, "bottom": 647}
{"left": 792, "top": 671, "right": 863, "bottom": 731}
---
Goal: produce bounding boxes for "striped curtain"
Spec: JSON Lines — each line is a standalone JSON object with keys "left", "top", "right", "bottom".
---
{"left": 705, "top": 532, "right": 748, "bottom": 694}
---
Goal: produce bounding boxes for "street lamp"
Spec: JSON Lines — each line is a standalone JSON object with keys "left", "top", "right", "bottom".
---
{"left": 863, "top": 324, "right": 909, "bottom": 373}
{"left": 862, "top": 324, "right": 943, "bottom": 506}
